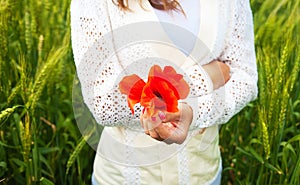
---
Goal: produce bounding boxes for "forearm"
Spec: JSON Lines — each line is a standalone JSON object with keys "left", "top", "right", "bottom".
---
{"left": 202, "top": 60, "right": 230, "bottom": 90}
{"left": 187, "top": 0, "right": 258, "bottom": 129}
{"left": 189, "top": 69, "right": 257, "bottom": 129}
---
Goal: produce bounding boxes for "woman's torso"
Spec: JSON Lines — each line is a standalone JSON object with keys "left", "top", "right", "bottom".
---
{"left": 92, "top": 0, "right": 232, "bottom": 184}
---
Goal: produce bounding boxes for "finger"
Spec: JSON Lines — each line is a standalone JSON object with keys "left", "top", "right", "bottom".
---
{"left": 146, "top": 115, "right": 161, "bottom": 133}
{"left": 158, "top": 111, "right": 181, "bottom": 123}
{"left": 155, "top": 122, "right": 188, "bottom": 144}
{"left": 154, "top": 122, "right": 175, "bottom": 141}
{"left": 140, "top": 115, "right": 149, "bottom": 135}
{"left": 149, "top": 128, "right": 163, "bottom": 141}
{"left": 144, "top": 121, "right": 150, "bottom": 135}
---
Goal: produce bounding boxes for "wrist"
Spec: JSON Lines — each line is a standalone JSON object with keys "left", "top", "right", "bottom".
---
{"left": 179, "top": 102, "right": 193, "bottom": 126}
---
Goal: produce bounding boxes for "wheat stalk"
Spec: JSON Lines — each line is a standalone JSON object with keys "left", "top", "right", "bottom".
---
{"left": 258, "top": 107, "right": 271, "bottom": 159}
{"left": 29, "top": 0, "right": 37, "bottom": 44}
{"left": 18, "top": 113, "right": 31, "bottom": 164}
{"left": 0, "top": 105, "right": 21, "bottom": 123}
{"left": 38, "top": 35, "right": 44, "bottom": 64}
{"left": 0, "top": 0, "right": 9, "bottom": 59}
{"left": 66, "top": 127, "right": 95, "bottom": 175}
{"left": 288, "top": 54, "right": 300, "bottom": 91}
{"left": 7, "top": 83, "right": 22, "bottom": 105}
{"left": 26, "top": 45, "right": 69, "bottom": 112}
{"left": 270, "top": 43, "right": 289, "bottom": 141}
{"left": 25, "top": 10, "right": 32, "bottom": 53}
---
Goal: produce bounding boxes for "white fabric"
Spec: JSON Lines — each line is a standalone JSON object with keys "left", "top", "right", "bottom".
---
{"left": 153, "top": 0, "right": 200, "bottom": 56}
{"left": 153, "top": 2, "right": 200, "bottom": 183}
{"left": 70, "top": 0, "right": 258, "bottom": 184}
{"left": 91, "top": 160, "right": 222, "bottom": 185}
{"left": 71, "top": 0, "right": 257, "bottom": 129}
{"left": 93, "top": 125, "right": 222, "bottom": 184}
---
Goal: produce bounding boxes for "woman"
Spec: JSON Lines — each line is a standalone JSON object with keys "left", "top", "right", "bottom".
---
{"left": 71, "top": 0, "right": 258, "bottom": 184}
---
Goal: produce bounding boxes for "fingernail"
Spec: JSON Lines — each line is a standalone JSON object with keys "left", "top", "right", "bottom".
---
{"left": 158, "top": 112, "right": 166, "bottom": 120}
{"left": 151, "top": 117, "right": 156, "bottom": 121}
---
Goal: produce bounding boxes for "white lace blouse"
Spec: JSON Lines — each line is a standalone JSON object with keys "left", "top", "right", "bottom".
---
{"left": 71, "top": 0, "right": 258, "bottom": 184}
{"left": 71, "top": 0, "right": 258, "bottom": 130}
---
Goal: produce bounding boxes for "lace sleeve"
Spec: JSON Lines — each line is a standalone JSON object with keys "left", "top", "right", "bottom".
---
{"left": 189, "top": 0, "right": 258, "bottom": 129}
{"left": 71, "top": 0, "right": 142, "bottom": 127}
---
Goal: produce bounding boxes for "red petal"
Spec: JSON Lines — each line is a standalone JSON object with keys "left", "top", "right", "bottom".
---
{"left": 149, "top": 65, "right": 190, "bottom": 99}
{"left": 119, "top": 74, "right": 145, "bottom": 94}
{"left": 148, "top": 65, "right": 163, "bottom": 81}
{"left": 127, "top": 98, "right": 140, "bottom": 114}
{"left": 163, "top": 66, "right": 190, "bottom": 99}
{"left": 140, "top": 83, "right": 154, "bottom": 108}
{"left": 119, "top": 65, "right": 189, "bottom": 115}
{"left": 119, "top": 74, "right": 146, "bottom": 114}
{"left": 155, "top": 81, "right": 178, "bottom": 112}
{"left": 171, "top": 78, "right": 190, "bottom": 99}
{"left": 141, "top": 79, "right": 179, "bottom": 114}
{"left": 163, "top": 66, "right": 180, "bottom": 80}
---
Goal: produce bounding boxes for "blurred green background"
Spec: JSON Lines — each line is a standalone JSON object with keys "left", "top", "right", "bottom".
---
{"left": 0, "top": 0, "right": 299, "bottom": 184}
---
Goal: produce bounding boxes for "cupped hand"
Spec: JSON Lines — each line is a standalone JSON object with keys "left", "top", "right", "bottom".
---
{"left": 140, "top": 103, "right": 193, "bottom": 144}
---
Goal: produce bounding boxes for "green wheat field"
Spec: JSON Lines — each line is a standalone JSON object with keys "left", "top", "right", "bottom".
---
{"left": 0, "top": 0, "right": 299, "bottom": 184}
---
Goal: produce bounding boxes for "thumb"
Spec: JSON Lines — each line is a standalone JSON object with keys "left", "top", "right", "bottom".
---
{"left": 158, "top": 111, "right": 180, "bottom": 123}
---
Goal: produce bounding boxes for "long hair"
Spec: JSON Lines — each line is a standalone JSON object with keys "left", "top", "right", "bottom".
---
{"left": 113, "top": 0, "right": 184, "bottom": 13}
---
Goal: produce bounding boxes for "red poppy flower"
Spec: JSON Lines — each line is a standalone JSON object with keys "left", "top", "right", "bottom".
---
{"left": 119, "top": 65, "right": 190, "bottom": 116}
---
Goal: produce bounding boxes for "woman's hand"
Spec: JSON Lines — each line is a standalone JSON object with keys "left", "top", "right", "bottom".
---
{"left": 140, "top": 103, "right": 193, "bottom": 144}
{"left": 202, "top": 60, "right": 230, "bottom": 89}
{"left": 140, "top": 60, "right": 229, "bottom": 144}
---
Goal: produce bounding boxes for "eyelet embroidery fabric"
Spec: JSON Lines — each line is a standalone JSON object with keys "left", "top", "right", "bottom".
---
{"left": 177, "top": 144, "right": 190, "bottom": 185}
{"left": 71, "top": 0, "right": 257, "bottom": 129}
{"left": 71, "top": 0, "right": 258, "bottom": 184}
{"left": 72, "top": 0, "right": 215, "bottom": 128}
{"left": 122, "top": 128, "right": 141, "bottom": 185}
{"left": 188, "top": 0, "right": 258, "bottom": 130}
